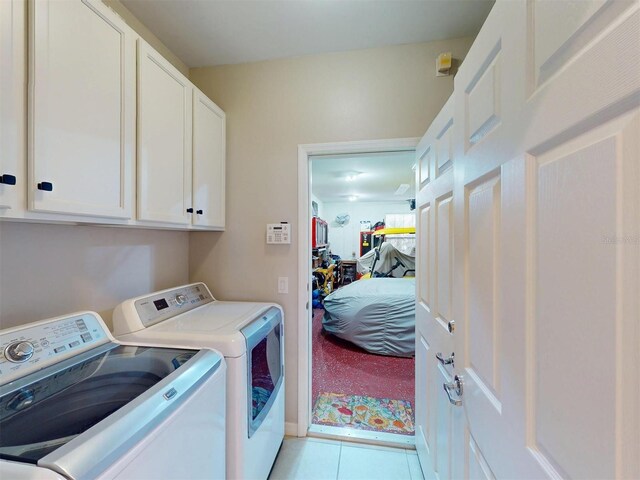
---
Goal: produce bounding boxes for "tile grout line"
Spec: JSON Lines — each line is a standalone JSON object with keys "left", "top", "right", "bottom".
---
{"left": 336, "top": 441, "right": 343, "bottom": 480}
{"left": 405, "top": 450, "right": 414, "bottom": 480}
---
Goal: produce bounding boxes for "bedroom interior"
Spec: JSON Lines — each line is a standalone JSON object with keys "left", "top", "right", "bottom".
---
{"left": 309, "top": 151, "right": 417, "bottom": 441}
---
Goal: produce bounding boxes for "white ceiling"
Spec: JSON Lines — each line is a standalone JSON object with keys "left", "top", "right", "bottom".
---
{"left": 121, "top": 0, "right": 494, "bottom": 67}
{"left": 311, "top": 151, "right": 416, "bottom": 204}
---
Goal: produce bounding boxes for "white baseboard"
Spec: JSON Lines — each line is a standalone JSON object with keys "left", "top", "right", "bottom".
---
{"left": 285, "top": 422, "right": 300, "bottom": 437}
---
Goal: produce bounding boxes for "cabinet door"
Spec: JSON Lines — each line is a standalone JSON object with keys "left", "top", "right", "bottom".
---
{"left": 29, "top": 0, "right": 135, "bottom": 218}
{"left": 192, "top": 89, "right": 225, "bottom": 229}
{"left": 137, "top": 39, "right": 192, "bottom": 225}
{"left": 0, "top": 0, "right": 25, "bottom": 213}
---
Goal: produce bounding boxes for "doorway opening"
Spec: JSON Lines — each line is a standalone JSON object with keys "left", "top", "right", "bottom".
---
{"left": 297, "top": 138, "right": 419, "bottom": 446}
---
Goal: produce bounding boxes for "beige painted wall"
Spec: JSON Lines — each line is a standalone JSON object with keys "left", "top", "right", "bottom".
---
{"left": 0, "top": 223, "right": 189, "bottom": 331}
{"left": 188, "top": 37, "right": 474, "bottom": 427}
{"left": 102, "top": 0, "right": 189, "bottom": 76}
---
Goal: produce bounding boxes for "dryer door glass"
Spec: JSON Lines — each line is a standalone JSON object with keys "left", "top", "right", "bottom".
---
{"left": 243, "top": 308, "right": 283, "bottom": 437}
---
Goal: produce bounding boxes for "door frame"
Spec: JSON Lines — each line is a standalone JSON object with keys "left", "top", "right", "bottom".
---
{"left": 297, "top": 137, "right": 420, "bottom": 437}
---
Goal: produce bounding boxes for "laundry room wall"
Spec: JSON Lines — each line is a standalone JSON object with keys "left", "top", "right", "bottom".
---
{"left": 188, "top": 36, "right": 474, "bottom": 430}
{"left": 0, "top": 223, "right": 189, "bottom": 331}
{"left": 102, "top": 0, "right": 190, "bottom": 76}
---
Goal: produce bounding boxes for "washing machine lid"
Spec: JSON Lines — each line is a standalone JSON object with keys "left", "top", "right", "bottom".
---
{"left": 0, "top": 312, "right": 223, "bottom": 479}
{"left": 117, "top": 301, "right": 280, "bottom": 358}
{"left": 0, "top": 343, "right": 222, "bottom": 478}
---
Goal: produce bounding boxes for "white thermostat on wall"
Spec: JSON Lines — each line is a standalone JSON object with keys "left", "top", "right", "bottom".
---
{"left": 267, "top": 223, "right": 291, "bottom": 244}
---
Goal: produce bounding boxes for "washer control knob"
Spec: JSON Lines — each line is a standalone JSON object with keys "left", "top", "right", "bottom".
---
{"left": 5, "top": 341, "right": 35, "bottom": 363}
{"left": 175, "top": 294, "right": 187, "bottom": 306}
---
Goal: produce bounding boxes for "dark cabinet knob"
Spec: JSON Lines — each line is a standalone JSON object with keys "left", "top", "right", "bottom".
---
{"left": 0, "top": 174, "right": 16, "bottom": 185}
{"left": 186, "top": 208, "right": 194, "bottom": 213}
{"left": 196, "top": 209, "right": 203, "bottom": 215}
{"left": 37, "top": 182, "right": 53, "bottom": 191}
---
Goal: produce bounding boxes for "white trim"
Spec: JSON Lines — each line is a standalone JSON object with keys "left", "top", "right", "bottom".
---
{"left": 308, "top": 424, "right": 415, "bottom": 448}
{"left": 297, "top": 137, "right": 420, "bottom": 438}
{"left": 297, "top": 145, "right": 311, "bottom": 438}
{"left": 285, "top": 422, "right": 298, "bottom": 437}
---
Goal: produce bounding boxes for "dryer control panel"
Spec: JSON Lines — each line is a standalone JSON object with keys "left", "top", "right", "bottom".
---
{"left": 0, "top": 313, "right": 109, "bottom": 385}
{"left": 134, "top": 283, "right": 214, "bottom": 328}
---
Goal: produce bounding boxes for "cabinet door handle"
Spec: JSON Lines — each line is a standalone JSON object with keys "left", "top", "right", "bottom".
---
{"left": 0, "top": 174, "right": 16, "bottom": 185}
{"left": 37, "top": 182, "right": 53, "bottom": 191}
{"left": 196, "top": 209, "right": 203, "bottom": 215}
{"left": 186, "top": 208, "right": 194, "bottom": 213}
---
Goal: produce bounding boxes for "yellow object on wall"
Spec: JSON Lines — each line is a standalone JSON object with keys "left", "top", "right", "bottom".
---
{"left": 436, "top": 51, "right": 452, "bottom": 76}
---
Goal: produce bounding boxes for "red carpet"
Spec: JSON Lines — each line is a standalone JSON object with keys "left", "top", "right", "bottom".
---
{"left": 311, "top": 308, "right": 415, "bottom": 408}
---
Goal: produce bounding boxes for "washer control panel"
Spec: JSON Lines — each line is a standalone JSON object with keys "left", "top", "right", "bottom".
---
{"left": 0, "top": 313, "right": 109, "bottom": 384}
{"left": 134, "top": 283, "right": 214, "bottom": 327}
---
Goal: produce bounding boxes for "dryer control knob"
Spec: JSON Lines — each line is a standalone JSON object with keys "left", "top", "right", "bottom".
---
{"left": 175, "top": 294, "right": 187, "bottom": 306}
{"left": 5, "top": 341, "right": 35, "bottom": 363}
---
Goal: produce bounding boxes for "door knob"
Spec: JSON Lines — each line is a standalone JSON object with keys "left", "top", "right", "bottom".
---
{"left": 196, "top": 209, "right": 203, "bottom": 215}
{"left": 443, "top": 375, "right": 463, "bottom": 406}
{"left": 436, "top": 352, "right": 455, "bottom": 367}
{"left": 186, "top": 208, "right": 194, "bottom": 213}
{"left": 37, "top": 181, "right": 53, "bottom": 191}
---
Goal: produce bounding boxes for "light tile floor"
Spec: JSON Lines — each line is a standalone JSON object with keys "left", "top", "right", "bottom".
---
{"left": 268, "top": 437, "right": 427, "bottom": 480}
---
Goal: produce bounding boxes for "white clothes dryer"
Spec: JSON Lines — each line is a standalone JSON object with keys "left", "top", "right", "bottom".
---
{"left": 0, "top": 311, "right": 226, "bottom": 480}
{"left": 112, "top": 283, "right": 284, "bottom": 480}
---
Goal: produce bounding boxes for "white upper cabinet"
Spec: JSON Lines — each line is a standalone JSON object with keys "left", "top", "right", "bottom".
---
{"left": 1, "top": 0, "right": 225, "bottom": 229}
{"left": 29, "top": 0, "right": 135, "bottom": 218}
{"left": 137, "top": 39, "right": 193, "bottom": 225}
{"left": 192, "top": 88, "right": 225, "bottom": 229}
{"left": 137, "top": 41, "right": 226, "bottom": 230}
{"left": 0, "top": 0, "right": 26, "bottom": 213}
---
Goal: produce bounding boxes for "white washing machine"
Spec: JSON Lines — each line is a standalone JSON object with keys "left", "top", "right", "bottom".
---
{"left": 112, "top": 283, "right": 285, "bottom": 480}
{"left": 0, "top": 311, "right": 226, "bottom": 479}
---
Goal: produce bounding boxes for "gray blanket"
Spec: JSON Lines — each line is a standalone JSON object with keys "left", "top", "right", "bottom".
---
{"left": 322, "top": 278, "right": 416, "bottom": 357}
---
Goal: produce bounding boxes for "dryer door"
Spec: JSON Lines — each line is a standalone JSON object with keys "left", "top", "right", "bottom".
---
{"left": 242, "top": 308, "right": 283, "bottom": 437}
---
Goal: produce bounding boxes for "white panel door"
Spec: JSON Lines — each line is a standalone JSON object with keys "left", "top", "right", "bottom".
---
{"left": 29, "top": 0, "right": 135, "bottom": 218}
{"left": 449, "top": 1, "right": 640, "bottom": 478}
{"left": 415, "top": 119, "right": 433, "bottom": 474}
{"left": 192, "top": 88, "right": 225, "bottom": 229}
{"left": 137, "top": 39, "right": 192, "bottom": 225}
{"left": 0, "top": 0, "right": 25, "bottom": 212}
{"left": 415, "top": 95, "right": 457, "bottom": 479}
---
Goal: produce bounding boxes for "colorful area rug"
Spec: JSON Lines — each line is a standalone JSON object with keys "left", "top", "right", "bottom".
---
{"left": 312, "top": 393, "right": 415, "bottom": 435}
